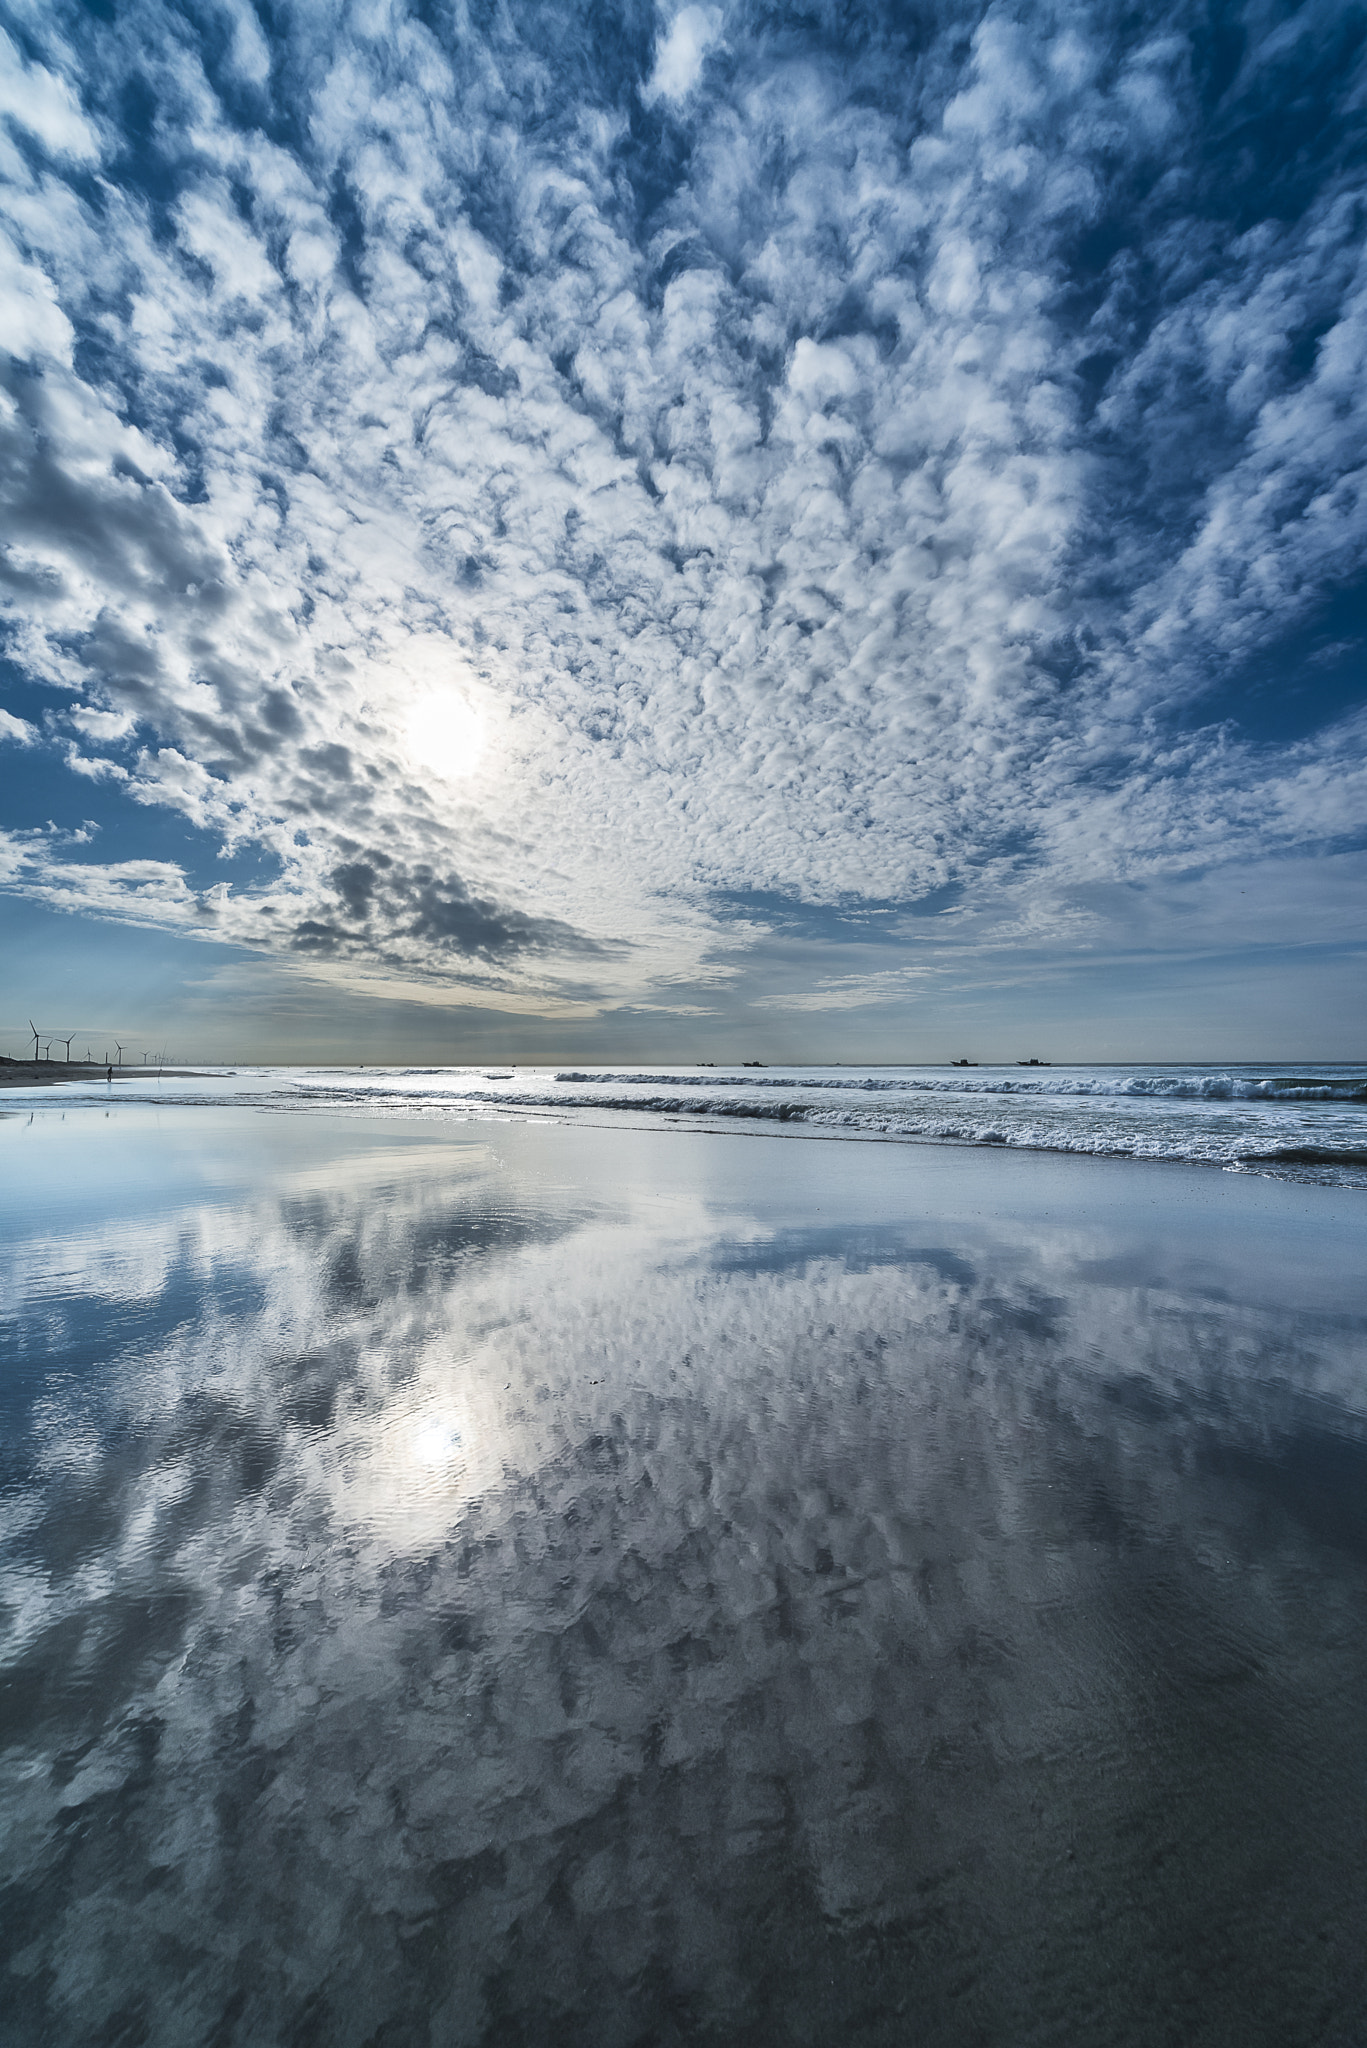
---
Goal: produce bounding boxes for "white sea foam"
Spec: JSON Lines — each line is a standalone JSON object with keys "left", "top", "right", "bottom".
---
{"left": 552, "top": 1068, "right": 1367, "bottom": 1103}
{"left": 27, "top": 1063, "right": 1367, "bottom": 1187}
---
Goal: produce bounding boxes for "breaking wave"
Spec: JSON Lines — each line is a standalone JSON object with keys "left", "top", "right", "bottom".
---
{"left": 280, "top": 1066, "right": 1367, "bottom": 1187}
{"left": 26, "top": 1063, "right": 1367, "bottom": 1188}
{"left": 553, "top": 1069, "right": 1367, "bottom": 1103}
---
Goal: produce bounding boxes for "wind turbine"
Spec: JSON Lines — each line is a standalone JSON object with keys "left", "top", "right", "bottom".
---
{"left": 29, "top": 1020, "right": 39, "bottom": 1062}
{"left": 114, "top": 1041, "right": 123, "bottom": 1068}
{"left": 62, "top": 1036, "right": 74, "bottom": 1062}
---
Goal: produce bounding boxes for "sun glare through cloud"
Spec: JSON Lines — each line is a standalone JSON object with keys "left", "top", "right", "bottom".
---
{"left": 402, "top": 690, "right": 487, "bottom": 787}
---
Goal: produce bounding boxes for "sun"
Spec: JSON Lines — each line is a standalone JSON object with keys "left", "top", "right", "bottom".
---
{"left": 402, "top": 687, "right": 487, "bottom": 784}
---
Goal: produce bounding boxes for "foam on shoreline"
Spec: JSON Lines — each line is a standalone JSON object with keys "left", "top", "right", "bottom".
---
{"left": 12, "top": 1061, "right": 1366, "bottom": 1187}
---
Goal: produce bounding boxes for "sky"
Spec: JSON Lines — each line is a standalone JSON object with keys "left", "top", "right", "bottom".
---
{"left": 1, "top": 0, "right": 1365, "bottom": 1064}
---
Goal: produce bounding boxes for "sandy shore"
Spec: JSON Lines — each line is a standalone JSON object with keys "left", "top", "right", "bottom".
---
{"left": 2, "top": 1103, "right": 1366, "bottom": 2048}
{"left": 0, "top": 1058, "right": 202, "bottom": 1089}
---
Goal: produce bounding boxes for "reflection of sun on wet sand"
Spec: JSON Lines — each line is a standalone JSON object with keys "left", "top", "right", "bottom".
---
{"left": 4, "top": 1106, "right": 1367, "bottom": 2047}
{"left": 0, "top": 1056, "right": 204, "bottom": 1089}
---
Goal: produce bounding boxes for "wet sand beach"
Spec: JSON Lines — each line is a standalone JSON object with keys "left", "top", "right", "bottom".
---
{"left": 0, "top": 1060, "right": 201, "bottom": 1090}
{"left": 2, "top": 1102, "right": 1366, "bottom": 2046}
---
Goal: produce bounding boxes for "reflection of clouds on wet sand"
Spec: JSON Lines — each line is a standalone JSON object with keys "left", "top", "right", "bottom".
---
{"left": 3, "top": 1113, "right": 1367, "bottom": 2045}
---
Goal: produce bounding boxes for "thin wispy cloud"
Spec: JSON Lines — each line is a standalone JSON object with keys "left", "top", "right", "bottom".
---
{"left": 1, "top": 0, "right": 1363, "bottom": 1032}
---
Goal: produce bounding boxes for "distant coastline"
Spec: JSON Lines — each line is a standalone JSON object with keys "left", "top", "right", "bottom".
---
{"left": 0, "top": 1057, "right": 202, "bottom": 1091}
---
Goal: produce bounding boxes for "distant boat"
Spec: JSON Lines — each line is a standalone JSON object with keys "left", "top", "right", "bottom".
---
{"left": 741, "top": 1061, "right": 764, "bottom": 1068}
{"left": 1017, "top": 1059, "right": 1051, "bottom": 1066}
{"left": 951, "top": 1059, "right": 978, "bottom": 1067}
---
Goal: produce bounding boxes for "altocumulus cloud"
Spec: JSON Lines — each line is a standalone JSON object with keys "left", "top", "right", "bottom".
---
{"left": 0, "top": 0, "right": 1365, "bottom": 1018}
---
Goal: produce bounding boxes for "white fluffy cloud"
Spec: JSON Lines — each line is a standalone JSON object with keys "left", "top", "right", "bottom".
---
{"left": 0, "top": 705, "right": 36, "bottom": 745}
{"left": 644, "top": 6, "right": 725, "bottom": 103}
{"left": 0, "top": 0, "right": 1364, "bottom": 1021}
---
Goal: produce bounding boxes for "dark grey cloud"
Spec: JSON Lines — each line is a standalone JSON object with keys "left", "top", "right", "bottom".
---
{"left": 301, "top": 853, "right": 617, "bottom": 965}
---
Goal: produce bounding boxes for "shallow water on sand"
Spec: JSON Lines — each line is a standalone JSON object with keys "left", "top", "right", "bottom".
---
{"left": 13, "top": 1060, "right": 1367, "bottom": 1185}
{"left": 3, "top": 1105, "right": 1367, "bottom": 2046}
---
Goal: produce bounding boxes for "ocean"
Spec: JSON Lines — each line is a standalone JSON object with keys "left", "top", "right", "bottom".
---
{"left": 32, "top": 1058, "right": 1367, "bottom": 1185}
{"left": 2, "top": 1085, "right": 1366, "bottom": 2043}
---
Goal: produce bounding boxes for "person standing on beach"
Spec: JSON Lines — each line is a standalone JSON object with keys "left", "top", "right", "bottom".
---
{"left": 106, "top": 1065, "right": 112, "bottom": 1083}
